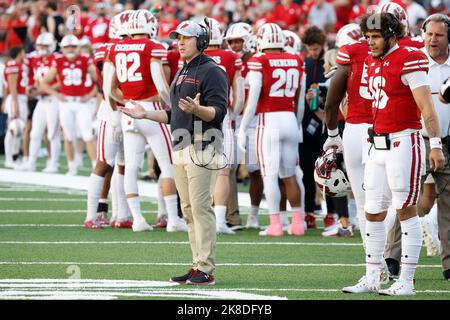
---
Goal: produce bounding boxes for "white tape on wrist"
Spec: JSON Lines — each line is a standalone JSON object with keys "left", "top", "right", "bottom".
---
{"left": 327, "top": 128, "right": 339, "bottom": 137}
{"left": 430, "top": 137, "right": 442, "bottom": 149}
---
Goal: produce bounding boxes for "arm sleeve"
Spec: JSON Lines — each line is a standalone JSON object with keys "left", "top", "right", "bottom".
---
{"left": 401, "top": 71, "right": 429, "bottom": 90}
{"left": 102, "top": 61, "right": 115, "bottom": 99}
{"left": 201, "top": 64, "right": 229, "bottom": 126}
{"left": 240, "top": 70, "right": 262, "bottom": 132}
{"left": 165, "top": 110, "right": 171, "bottom": 125}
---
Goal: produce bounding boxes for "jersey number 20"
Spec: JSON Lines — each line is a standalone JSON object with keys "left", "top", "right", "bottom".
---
{"left": 270, "top": 68, "right": 299, "bottom": 98}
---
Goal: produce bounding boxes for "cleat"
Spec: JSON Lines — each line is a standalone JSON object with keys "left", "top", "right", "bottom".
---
{"left": 305, "top": 213, "right": 317, "bottom": 229}
{"left": 4, "top": 160, "right": 18, "bottom": 169}
{"left": 132, "top": 219, "right": 152, "bottom": 232}
{"left": 114, "top": 219, "right": 133, "bottom": 228}
{"left": 259, "top": 223, "right": 283, "bottom": 237}
{"left": 186, "top": 270, "right": 215, "bottom": 285}
{"left": 378, "top": 279, "right": 416, "bottom": 296}
{"left": 245, "top": 215, "right": 259, "bottom": 229}
{"left": 84, "top": 220, "right": 103, "bottom": 229}
{"left": 167, "top": 217, "right": 188, "bottom": 232}
{"left": 323, "top": 214, "right": 336, "bottom": 229}
{"left": 170, "top": 268, "right": 196, "bottom": 284}
{"left": 66, "top": 169, "right": 77, "bottom": 176}
{"left": 216, "top": 223, "right": 235, "bottom": 235}
{"left": 288, "top": 223, "right": 305, "bottom": 236}
{"left": 379, "top": 258, "right": 390, "bottom": 285}
{"left": 228, "top": 223, "right": 244, "bottom": 231}
{"left": 109, "top": 219, "right": 116, "bottom": 228}
{"left": 342, "top": 276, "right": 379, "bottom": 293}
{"left": 155, "top": 215, "right": 168, "bottom": 228}
{"left": 322, "top": 223, "right": 354, "bottom": 237}
{"left": 14, "top": 161, "right": 36, "bottom": 172}
{"left": 42, "top": 165, "right": 58, "bottom": 173}
{"left": 97, "top": 212, "right": 109, "bottom": 226}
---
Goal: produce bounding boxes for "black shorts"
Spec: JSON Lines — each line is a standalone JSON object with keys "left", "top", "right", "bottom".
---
{"left": 27, "top": 98, "right": 38, "bottom": 121}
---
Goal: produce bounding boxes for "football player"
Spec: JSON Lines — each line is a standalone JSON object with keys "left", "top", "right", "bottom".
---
{"left": 237, "top": 23, "right": 305, "bottom": 237}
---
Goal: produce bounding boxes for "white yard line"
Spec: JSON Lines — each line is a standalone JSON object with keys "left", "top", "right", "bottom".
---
{"left": 0, "top": 240, "right": 363, "bottom": 246}
{"left": 0, "top": 261, "right": 441, "bottom": 268}
{"left": 0, "top": 198, "right": 85, "bottom": 202}
{"left": 0, "top": 209, "right": 157, "bottom": 213}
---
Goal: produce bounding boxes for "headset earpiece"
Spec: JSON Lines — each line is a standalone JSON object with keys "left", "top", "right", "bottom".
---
{"left": 196, "top": 18, "right": 210, "bottom": 51}
{"left": 422, "top": 13, "right": 450, "bottom": 43}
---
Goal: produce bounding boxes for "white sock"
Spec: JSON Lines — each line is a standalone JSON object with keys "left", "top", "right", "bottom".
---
{"left": 384, "top": 206, "right": 397, "bottom": 234}
{"left": 4, "top": 131, "right": 13, "bottom": 162}
{"left": 91, "top": 160, "right": 96, "bottom": 169}
{"left": 110, "top": 171, "right": 118, "bottom": 221}
{"left": 86, "top": 174, "right": 105, "bottom": 221}
{"left": 127, "top": 196, "right": 144, "bottom": 221}
{"left": 280, "top": 210, "right": 289, "bottom": 227}
{"left": 250, "top": 206, "right": 259, "bottom": 217}
{"left": 157, "top": 178, "right": 167, "bottom": 217}
{"left": 164, "top": 194, "right": 179, "bottom": 225}
{"left": 262, "top": 175, "right": 281, "bottom": 213}
{"left": 215, "top": 205, "right": 227, "bottom": 226}
{"left": 50, "top": 138, "right": 61, "bottom": 167}
{"left": 115, "top": 172, "right": 129, "bottom": 221}
{"left": 29, "top": 137, "right": 40, "bottom": 165}
{"left": 357, "top": 212, "right": 367, "bottom": 247}
{"left": 365, "top": 220, "right": 386, "bottom": 280}
{"left": 399, "top": 216, "right": 423, "bottom": 282}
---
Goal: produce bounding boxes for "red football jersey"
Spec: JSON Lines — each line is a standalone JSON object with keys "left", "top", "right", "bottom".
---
{"left": 94, "top": 39, "right": 122, "bottom": 90}
{"left": 248, "top": 52, "right": 304, "bottom": 114}
{"left": 53, "top": 54, "right": 93, "bottom": 97}
{"left": 109, "top": 38, "right": 167, "bottom": 100}
{"left": 4, "top": 60, "right": 27, "bottom": 95}
{"left": 166, "top": 49, "right": 181, "bottom": 85}
{"left": 25, "top": 51, "right": 57, "bottom": 96}
{"left": 365, "top": 46, "right": 428, "bottom": 133}
{"left": 84, "top": 17, "right": 110, "bottom": 48}
{"left": 398, "top": 35, "right": 424, "bottom": 49}
{"left": 336, "top": 40, "right": 372, "bottom": 124}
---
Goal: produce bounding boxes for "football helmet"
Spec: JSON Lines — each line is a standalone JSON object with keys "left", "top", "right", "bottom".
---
{"left": 283, "top": 30, "right": 301, "bottom": 53}
{"left": 256, "top": 23, "right": 285, "bottom": 51}
{"left": 116, "top": 10, "right": 133, "bottom": 37}
{"left": 336, "top": 23, "right": 361, "bottom": 48}
{"left": 127, "top": 9, "right": 157, "bottom": 37}
{"left": 8, "top": 118, "right": 25, "bottom": 138}
{"left": 36, "top": 32, "right": 56, "bottom": 56}
{"left": 201, "top": 17, "right": 223, "bottom": 46}
{"left": 378, "top": 2, "right": 408, "bottom": 32}
{"left": 225, "top": 22, "right": 255, "bottom": 54}
{"left": 314, "top": 147, "right": 349, "bottom": 197}
{"left": 60, "top": 34, "right": 80, "bottom": 59}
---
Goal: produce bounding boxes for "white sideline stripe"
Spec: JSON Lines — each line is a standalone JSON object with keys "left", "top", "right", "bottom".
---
{"left": 0, "top": 224, "right": 81, "bottom": 228}
{"left": 0, "top": 198, "right": 85, "bottom": 202}
{"left": 0, "top": 261, "right": 441, "bottom": 268}
{"left": 0, "top": 240, "right": 363, "bottom": 246}
{"left": 0, "top": 168, "right": 268, "bottom": 209}
{"left": 0, "top": 209, "right": 157, "bottom": 213}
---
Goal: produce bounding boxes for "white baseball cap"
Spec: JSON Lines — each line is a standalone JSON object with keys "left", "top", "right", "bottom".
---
{"left": 169, "top": 21, "right": 204, "bottom": 40}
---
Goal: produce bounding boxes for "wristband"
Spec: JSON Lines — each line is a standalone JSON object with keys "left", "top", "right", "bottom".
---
{"left": 327, "top": 128, "right": 339, "bottom": 137}
{"left": 430, "top": 137, "right": 442, "bottom": 149}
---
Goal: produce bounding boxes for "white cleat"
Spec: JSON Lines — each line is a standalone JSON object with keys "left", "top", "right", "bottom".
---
{"left": 132, "top": 219, "right": 152, "bottom": 232}
{"left": 378, "top": 279, "right": 416, "bottom": 296}
{"left": 42, "top": 165, "right": 58, "bottom": 173}
{"left": 66, "top": 168, "right": 77, "bottom": 176}
{"left": 342, "top": 276, "right": 380, "bottom": 294}
{"left": 14, "top": 161, "right": 36, "bottom": 172}
{"left": 216, "top": 223, "right": 235, "bottom": 235}
{"left": 245, "top": 215, "right": 259, "bottom": 229}
{"left": 4, "top": 160, "right": 17, "bottom": 169}
{"left": 167, "top": 217, "right": 188, "bottom": 232}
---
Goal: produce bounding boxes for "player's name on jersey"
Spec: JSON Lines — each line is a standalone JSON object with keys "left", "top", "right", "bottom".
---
{"left": 268, "top": 59, "right": 299, "bottom": 67}
{"left": 114, "top": 44, "right": 146, "bottom": 52}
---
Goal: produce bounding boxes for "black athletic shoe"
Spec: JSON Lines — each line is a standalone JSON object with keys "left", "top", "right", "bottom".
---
{"left": 385, "top": 258, "right": 400, "bottom": 279}
{"left": 170, "top": 268, "right": 196, "bottom": 284}
{"left": 443, "top": 269, "right": 450, "bottom": 280}
{"left": 186, "top": 270, "right": 215, "bottom": 285}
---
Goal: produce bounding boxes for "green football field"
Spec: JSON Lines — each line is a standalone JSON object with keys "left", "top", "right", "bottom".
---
{"left": 0, "top": 178, "right": 448, "bottom": 300}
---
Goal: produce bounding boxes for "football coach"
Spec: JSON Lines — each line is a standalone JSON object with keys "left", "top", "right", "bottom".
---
{"left": 120, "top": 19, "right": 228, "bottom": 285}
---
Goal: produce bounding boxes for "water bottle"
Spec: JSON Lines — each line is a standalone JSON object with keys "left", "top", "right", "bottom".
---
{"left": 309, "top": 84, "right": 320, "bottom": 112}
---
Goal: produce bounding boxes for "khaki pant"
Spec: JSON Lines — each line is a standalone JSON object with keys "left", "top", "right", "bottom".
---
{"left": 172, "top": 145, "right": 218, "bottom": 274}
{"left": 226, "top": 166, "right": 242, "bottom": 226}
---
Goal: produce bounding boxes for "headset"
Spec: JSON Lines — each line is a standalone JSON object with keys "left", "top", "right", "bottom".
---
{"left": 422, "top": 13, "right": 450, "bottom": 43}
{"left": 196, "top": 18, "right": 211, "bottom": 51}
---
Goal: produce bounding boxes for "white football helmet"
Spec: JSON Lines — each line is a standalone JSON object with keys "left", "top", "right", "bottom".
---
{"left": 283, "top": 30, "right": 301, "bottom": 53}
{"left": 116, "top": 10, "right": 134, "bottom": 38}
{"left": 36, "top": 32, "right": 56, "bottom": 56}
{"left": 127, "top": 9, "right": 157, "bottom": 37}
{"left": 8, "top": 118, "right": 25, "bottom": 138}
{"left": 256, "top": 23, "right": 285, "bottom": 51}
{"left": 225, "top": 22, "right": 255, "bottom": 54}
{"left": 60, "top": 34, "right": 80, "bottom": 59}
{"left": 314, "top": 148, "right": 350, "bottom": 197}
{"left": 378, "top": 2, "right": 409, "bottom": 32}
{"left": 336, "top": 23, "right": 361, "bottom": 48}
{"left": 201, "top": 17, "right": 223, "bottom": 46}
